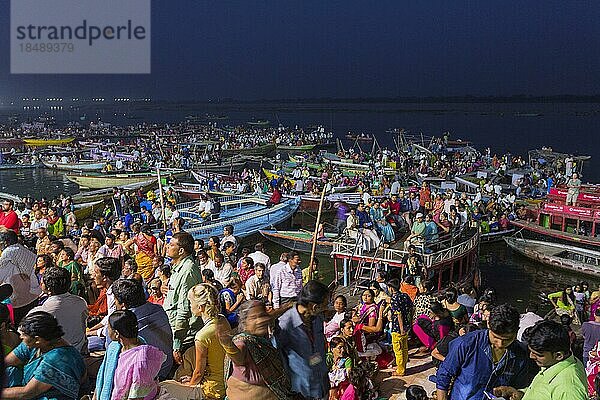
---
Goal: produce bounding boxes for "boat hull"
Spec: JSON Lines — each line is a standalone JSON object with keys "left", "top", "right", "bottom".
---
{"left": 504, "top": 237, "right": 600, "bottom": 278}
{"left": 66, "top": 170, "right": 187, "bottom": 190}
{"left": 277, "top": 144, "right": 317, "bottom": 152}
{"left": 74, "top": 200, "right": 104, "bottom": 220}
{"left": 182, "top": 197, "right": 300, "bottom": 241}
{"left": 24, "top": 138, "right": 75, "bottom": 146}
{"left": 42, "top": 159, "right": 105, "bottom": 172}
{"left": 220, "top": 143, "right": 276, "bottom": 156}
{"left": 259, "top": 229, "right": 335, "bottom": 255}
{"left": 510, "top": 219, "right": 600, "bottom": 250}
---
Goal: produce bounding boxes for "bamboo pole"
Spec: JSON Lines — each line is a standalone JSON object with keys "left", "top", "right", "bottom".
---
{"left": 156, "top": 166, "right": 167, "bottom": 232}
{"left": 308, "top": 183, "right": 327, "bottom": 280}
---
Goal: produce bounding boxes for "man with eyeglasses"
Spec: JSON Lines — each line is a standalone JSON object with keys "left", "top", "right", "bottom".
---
{"left": 0, "top": 199, "right": 20, "bottom": 233}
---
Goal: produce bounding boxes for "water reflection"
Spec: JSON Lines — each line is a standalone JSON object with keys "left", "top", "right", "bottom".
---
{"left": 0, "top": 168, "right": 79, "bottom": 199}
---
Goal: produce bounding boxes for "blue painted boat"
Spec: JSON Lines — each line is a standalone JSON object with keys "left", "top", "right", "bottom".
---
{"left": 175, "top": 194, "right": 300, "bottom": 241}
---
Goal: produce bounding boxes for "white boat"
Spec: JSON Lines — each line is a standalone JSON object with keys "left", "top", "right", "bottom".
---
{"left": 504, "top": 237, "right": 600, "bottom": 277}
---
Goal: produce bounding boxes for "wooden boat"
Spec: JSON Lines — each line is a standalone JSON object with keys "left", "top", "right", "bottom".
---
{"left": 504, "top": 237, "right": 600, "bottom": 277}
{"left": 220, "top": 143, "right": 276, "bottom": 156}
{"left": 23, "top": 138, "right": 75, "bottom": 146}
{"left": 194, "top": 158, "right": 247, "bottom": 173}
{"left": 191, "top": 170, "right": 240, "bottom": 184}
{"left": 331, "top": 227, "right": 480, "bottom": 292}
{"left": 73, "top": 200, "right": 104, "bottom": 220}
{"left": 72, "top": 180, "right": 157, "bottom": 203}
{"left": 246, "top": 120, "right": 270, "bottom": 127}
{"left": 277, "top": 144, "right": 317, "bottom": 152}
{"left": 42, "top": 159, "right": 105, "bottom": 172}
{"left": 176, "top": 195, "right": 300, "bottom": 241}
{"left": 66, "top": 169, "right": 187, "bottom": 190}
{"left": 345, "top": 134, "right": 373, "bottom": 142}
{"left": 511, "top": 202, "right": 600, "bottom": 250}
{"left": 480, "top": 228, "right": 515, "bottom": 243}
{"left": 260, "top": 229, "right": 338, "bottom": 255}
{"left": 0, "top": 138, "right": 24, "bottom": 148}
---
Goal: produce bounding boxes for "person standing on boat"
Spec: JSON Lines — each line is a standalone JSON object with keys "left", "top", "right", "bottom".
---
{"left": 220, "top": 225, "right": 237, "bottom": 252}
{"left": 566, "top": 172, "right": 582, "bottom": 206}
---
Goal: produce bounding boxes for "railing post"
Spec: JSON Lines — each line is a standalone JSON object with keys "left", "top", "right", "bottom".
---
{"left": 343, "top": 258, "right": 348, "bottom": 287}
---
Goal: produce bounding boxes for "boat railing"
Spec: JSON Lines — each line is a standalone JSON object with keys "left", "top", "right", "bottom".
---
{"left": 331, "top": 228, "right": 479, "bottom": 269}
{"left": 185, "top": 198, "right": 299, "bottom": 236}
{"left": 175, "top": 194, "right": 266, "bottom": 211}
{"left": 428, "top": 229, "right": 479, "bottom": 267}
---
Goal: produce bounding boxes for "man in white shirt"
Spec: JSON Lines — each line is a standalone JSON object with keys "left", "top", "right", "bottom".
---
{"left": 269, "top": 252, "right": 288, "bottom": 289}
{"left": 517, "top": 305, "right": 544, "bottom": 341}
{"left": 213, "top": 253, "right": 233, "bottom": 287}
{"left": 272, "top": 251, "right": 303, "bottom": 309}
{"left": 0, "top": 230, "right": 41, "bottom": 323}
{"left": 30, "top": 267, "right": 88, "bottom": 354}
{"left": 249, "top": 242, "right": 271, "bottom": 272}
{"left": 220, "top": 225, "right": 237, "bottom": 251}
{"left": 390, "top": 179, "right": 400, "bottom": 195}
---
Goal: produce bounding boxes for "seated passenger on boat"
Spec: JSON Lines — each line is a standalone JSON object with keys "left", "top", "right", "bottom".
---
{"left": 404, "top": 213, "right": 426, "bottom": 250}
{"left": 356, "top": 203, "right": 382, "bottom": 251}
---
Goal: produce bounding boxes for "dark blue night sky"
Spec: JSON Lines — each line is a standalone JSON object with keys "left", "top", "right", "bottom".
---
{"left": 1, "top": 1, "right": 600, "bottom": 100}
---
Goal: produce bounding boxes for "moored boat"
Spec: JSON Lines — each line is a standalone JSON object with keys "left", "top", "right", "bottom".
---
{"left": 504, "top": 237, "right": 600, "bottom": 277}
{"left": 277, "top": 144, "right": 318, "bottom": 152}
{"left": 260, "top": 229, "right": 338, "bottom": 255}
{"left": 176, "top": 195, "right": 300, "bottom": 241}
{"left": 511, "top": 201, "right": 600, "bottom": 250}
{"left": 220, "top": 143, "right": 276, "bottom": 156}
{"left": 23, "top": 138, "right": 75, "bottom": 146}
{"left": 42, "top": 159, "right": 105, "bottom": 172}
{"left": 73, "top": 200, "right": 105, "bottom": 220}
{"left": 72, "top": 180, "right": 157, "bottom": 203}
{"left": 246, "top": 119, "right": 270, "bottom": 127}
{"left": 66, "top": 169, "right": 187, "bottom": 190}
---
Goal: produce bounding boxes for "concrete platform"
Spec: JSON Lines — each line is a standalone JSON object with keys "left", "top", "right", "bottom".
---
{"left": 376, "top": 348, "right": 437, "bottom": 399}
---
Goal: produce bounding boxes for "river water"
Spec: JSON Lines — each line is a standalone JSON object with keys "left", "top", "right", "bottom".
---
{"left": 2, "top": 102, "right": 599, "bottom": 311}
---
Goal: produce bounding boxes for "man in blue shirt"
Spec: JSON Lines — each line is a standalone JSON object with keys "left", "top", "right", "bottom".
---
{"left": 112, "top": 278, "right": 174, "bottom": 380}
{"left": 275, "top": 280, "right": 330, "bottom": 399}
{"left": 436, "top": 304, "right": 531, "bottom": 400}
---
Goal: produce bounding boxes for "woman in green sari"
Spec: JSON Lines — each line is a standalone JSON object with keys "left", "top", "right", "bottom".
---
{"left": 3, "top": 311, "right": 86, "bottom": 400}
{"left": 57, "top": 247, "right": 85, "bottom": 298}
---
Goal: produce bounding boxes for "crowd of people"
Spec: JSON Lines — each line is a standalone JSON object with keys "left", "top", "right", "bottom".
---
{"left": 0, "top": 186, "right": 596, "bottom": 400}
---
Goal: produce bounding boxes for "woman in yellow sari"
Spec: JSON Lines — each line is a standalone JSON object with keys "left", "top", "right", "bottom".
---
{"left": 125, "top": 224, "right": 157, "bottom": 282}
